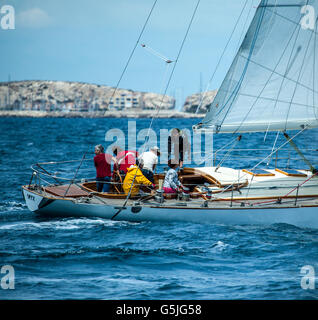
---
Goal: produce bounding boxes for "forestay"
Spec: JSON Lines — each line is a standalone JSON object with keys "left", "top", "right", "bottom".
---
{"left": 195, "top": 0, "right": 318, "bottom": 133}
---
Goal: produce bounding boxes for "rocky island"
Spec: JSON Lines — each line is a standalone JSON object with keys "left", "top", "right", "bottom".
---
{"left": 183, "top": 90, "right": 217, "bottom": 114}
{"left": 0, "top": 80, "right": 216, "bottom": 118}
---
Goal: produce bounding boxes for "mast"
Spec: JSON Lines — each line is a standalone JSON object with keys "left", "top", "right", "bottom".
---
{"left": 7, "top": 74, "right": 11, "bottom": 109}
{"left": 199, "top": 72, "right": 203, "bottom": 108}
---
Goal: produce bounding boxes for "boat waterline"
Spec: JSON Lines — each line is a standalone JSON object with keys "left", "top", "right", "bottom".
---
{"left": 22, "top": 186, "right": 318, "bottom": 229}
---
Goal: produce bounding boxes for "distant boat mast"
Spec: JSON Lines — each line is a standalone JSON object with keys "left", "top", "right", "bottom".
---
{"left": 7, "top": 74, "right": 11, "bottom": 109}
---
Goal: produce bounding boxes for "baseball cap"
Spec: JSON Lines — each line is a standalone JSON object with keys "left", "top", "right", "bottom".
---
{"left": 151, "top": 146, "right": 160, "bottom": 155}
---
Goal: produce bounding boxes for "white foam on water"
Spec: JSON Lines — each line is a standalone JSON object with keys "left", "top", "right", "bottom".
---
{"left": 0, "top": 201, "right": 27, "bottom": 213}
{"left": 211, "top": 241, "right": 229, "bottom": 252}
{"left": 0, "top": 217, "right": 133, "bottom": 231}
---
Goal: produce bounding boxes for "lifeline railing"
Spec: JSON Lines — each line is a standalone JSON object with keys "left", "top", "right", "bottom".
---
{"left": 29, "top": 146, "right": 318, "bottom": 186}
{"left": 26, "top": 143, "right": 318, "bottom": 207}
{"left": 29, "top": 161, "right": 157, "bottom": 196}
{"left": 28, "top": 159, "right": 317, "bottom": 193}
{"left": 26, "top": 163, "right": 318, "bottom": 210}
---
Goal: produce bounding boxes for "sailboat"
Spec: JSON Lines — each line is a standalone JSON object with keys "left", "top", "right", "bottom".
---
{"left": 22, "top": 0, "right": 318, "bottom": 228}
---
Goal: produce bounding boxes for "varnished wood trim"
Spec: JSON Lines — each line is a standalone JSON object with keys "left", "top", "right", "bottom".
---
{"left": 275, "top": 168, "right": 307, "bottom": 177}
{"left": 242, "top": 169, "right": 275, "bottom": 177}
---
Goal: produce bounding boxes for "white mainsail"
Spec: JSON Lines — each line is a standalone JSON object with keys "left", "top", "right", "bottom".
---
{"left": 195, "top": 0, "right": 318, "bottom": 133}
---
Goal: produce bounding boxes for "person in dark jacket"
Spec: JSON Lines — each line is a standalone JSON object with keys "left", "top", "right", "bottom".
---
{"left": 168, "top": 128, "right": 191, "bottom": 168}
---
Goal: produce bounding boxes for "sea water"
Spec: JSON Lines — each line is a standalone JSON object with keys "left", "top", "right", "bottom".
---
{"left": 0, "top": 117, "right": 317, "bottom": 300}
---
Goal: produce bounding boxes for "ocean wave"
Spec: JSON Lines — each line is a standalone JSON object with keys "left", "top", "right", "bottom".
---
{"left": 2, "top": 243, "right": 207, "bottom": 261}
{"left": 157, "top": 281, "right": 187, "bottom": 291}
{"left": 2, "top": 118, "right": 318, "bottom": 299}
{"left": 0, "top": 200, "right": 27, "bottom": 213}
{"left": 210, "top": 240, "right": 229, "bottom": 252}
{"left": 0, "top": 217, "right": 133, "bottom": 231}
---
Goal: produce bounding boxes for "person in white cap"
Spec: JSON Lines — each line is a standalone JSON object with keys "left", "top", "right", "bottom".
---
{"left": 138, "top": 146, "right": 160, "bottom": 183}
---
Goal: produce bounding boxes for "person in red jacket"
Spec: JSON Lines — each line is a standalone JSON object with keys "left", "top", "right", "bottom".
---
{"left": 94, "top": 144, "right": 113, "bottom": 192}
{"left": 112, "top": 146, "right": 138, "bottom": 174}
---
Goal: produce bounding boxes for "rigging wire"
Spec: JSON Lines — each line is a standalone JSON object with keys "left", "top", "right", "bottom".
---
{"left": 313, "top": 17, "right": 318, "bottom": 119}
{"left": 195, "top": 0, "right": 249, "bottom": 114}
{"left": 214, "top": 125, "right": 309, "bottom": 198}
{"left": 111, "top": 0, "right": 202, "bottom": 220}
{"left": 196, "top": 135, "right": 239, "bottom": 166}
{"left": 236, "top": 5, "right": 300, "bottom": 135}
{"left": 63, "top": 153, "right": 87, "bottom": 197}
{"left": 111, "top": 60, "right": 172, "bottom": 222}
{"left": 285, "top": 15, "right": 314, "bottom": 130}
{"left": 235, "top": 0, "right": 255, "bottom": 52}
{"left": 234, "top": 0, "right": 312, "bottom": 136}
{"left": 214, "top": 135, "right": 242, "bottom": 171}
{"left": 61, "top": 0, "right": 159, "bottom": 196}
{"left": 266, "top": 131, "right": 280, "bottom": 166}
{"left": 233, "top": 2, "right": 307, "bottom": 135}
{"left": 105, "top": 0, "right": 158, "bottom": 114}
{"left": 141, "top": 44, "right": 174, "bottom": 63}
{"left": 252, "top": 170, "right": 318, "bottom": 206}
{"left": 216, "top": 1, "right": 267, "bottom": 130}
{"left": 239, "top": 54, "right": 318, "bottom": 95}
{"left": 207, "top": 0, "right": 315, "bottom": 135}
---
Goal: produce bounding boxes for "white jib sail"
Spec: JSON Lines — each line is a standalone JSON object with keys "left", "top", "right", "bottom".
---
{"left": 195, "top": 0, "right": 318, "bottom": 133}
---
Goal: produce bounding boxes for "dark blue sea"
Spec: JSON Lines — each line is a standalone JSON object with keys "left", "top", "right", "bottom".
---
{"left": 0, "top": 117, "right": 318, "bottom": 300}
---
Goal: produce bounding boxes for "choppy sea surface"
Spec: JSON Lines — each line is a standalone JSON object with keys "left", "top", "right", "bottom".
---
{"left": 0, "top": 117, "right": 318, "bottom": 300}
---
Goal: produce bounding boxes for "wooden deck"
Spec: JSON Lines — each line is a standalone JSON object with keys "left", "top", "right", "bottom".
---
{"left": 44, "top": 184, "right": 90, "bottom": 198}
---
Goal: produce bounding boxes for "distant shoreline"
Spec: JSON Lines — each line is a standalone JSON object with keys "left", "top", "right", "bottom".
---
{"left": 0, "top": 110, "right": 203, "bottom": 119}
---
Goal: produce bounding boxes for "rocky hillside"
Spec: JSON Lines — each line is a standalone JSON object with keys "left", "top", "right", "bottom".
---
{"left": 0, "top": 81, "right": 175, "bottom": 111}
{"left": 182, "top": 90, "right": 217, "bottom": 114}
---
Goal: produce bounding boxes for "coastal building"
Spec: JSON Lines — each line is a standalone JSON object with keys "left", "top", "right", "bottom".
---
{"left": 0, "top": 81, "right": 176, "bottom": 113}
{"left": 108, "top": 92, "right": 142, "bottom": 110}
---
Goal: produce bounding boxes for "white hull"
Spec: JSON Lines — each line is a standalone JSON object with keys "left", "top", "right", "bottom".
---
{"left": 22, "top": 187, "right": 318, "bottom": 229}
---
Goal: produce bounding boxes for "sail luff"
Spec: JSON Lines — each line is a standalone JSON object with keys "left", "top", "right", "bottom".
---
{"left": 195, "top": 0, "right": 318, "bottom": 134}
{"left": 200, "top": 2, "right": 264, "bottom": 128}
{"left": 217, "top": 3, "right": 268, "bottom": 131}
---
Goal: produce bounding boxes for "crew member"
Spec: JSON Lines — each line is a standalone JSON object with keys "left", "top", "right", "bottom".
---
{"left": 162, "top": 160, "right": 185, "bottom": 194}
{"left": 138, "top": 146, "right": 160, "bottom": 183}
{"left": 112, "top": 145, "right": 138, "bottom": 174}
{"left": 168, "top": 128, "right": 191, "bottom": 168}
{"left": 94, "top": 144, "right": 113, "bottom": 193}
{"left": 122, "top": 159, "right": 154, "bottom": 196}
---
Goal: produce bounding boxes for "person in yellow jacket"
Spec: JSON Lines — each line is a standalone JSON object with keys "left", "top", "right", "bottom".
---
{"left": 123, "top": 160, "right": 155, "bottom": 196}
